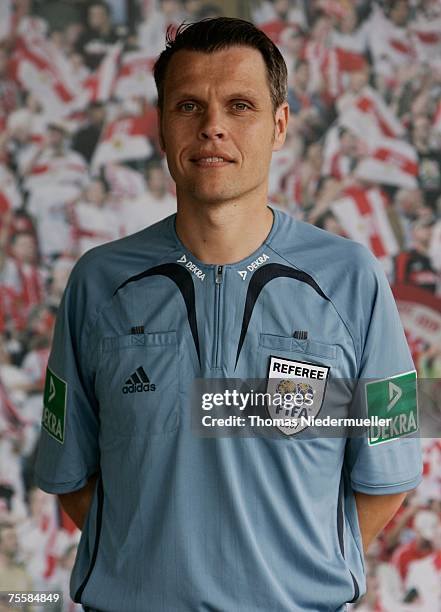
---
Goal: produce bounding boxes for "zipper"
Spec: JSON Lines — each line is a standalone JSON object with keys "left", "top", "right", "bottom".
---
{"left": 213, "top": 265, "right": 224, "bottom": 368}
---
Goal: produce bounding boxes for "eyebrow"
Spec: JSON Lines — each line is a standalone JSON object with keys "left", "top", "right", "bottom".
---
{"left": 167, "top": 90, "right": 261, "bottom": 103}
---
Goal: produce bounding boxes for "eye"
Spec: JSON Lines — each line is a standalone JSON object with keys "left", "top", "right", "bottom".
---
{"left": 232, "top": 102, "right": 250, "bottom": 111}
{"left": 179, "top": 102, "right": 198, "bottom": 112}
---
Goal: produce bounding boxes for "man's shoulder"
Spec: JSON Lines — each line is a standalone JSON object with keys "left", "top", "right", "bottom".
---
{"left": 67, "top": 215, "right": 176, "bottom": 304}
{"left": 270, "top": 210, "right": 387, "bottom": 337}
{"left": 271, "top": 210, "right": 379, "bottom": 282}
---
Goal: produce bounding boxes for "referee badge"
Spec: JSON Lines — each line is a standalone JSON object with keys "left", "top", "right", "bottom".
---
{"left": 266, "top": 355, "right": 330, "bottom": 436}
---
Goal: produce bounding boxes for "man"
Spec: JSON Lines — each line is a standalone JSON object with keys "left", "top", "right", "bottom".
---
{"left": 0, "top": 230, "right": 44, "bottom": 332}
{"left": 410, "top": 114, "right": 441, "bottom": 209}
{"left": 123, "top": 160, "right": 177, "bottom": 235}
{"left": 72, "top": 102, "right": 106, "bottom": 164}
{"left": 34, "top": 18, "right": 422, "bottom": 611}
{"left": 75, "top": 1, "right": 120, "bottom": 71}
{"left": 70, "top": 178, "right": 122, "bottom": 258}
{"left": 394, "top": 218, "right": 438, "bottom": 293}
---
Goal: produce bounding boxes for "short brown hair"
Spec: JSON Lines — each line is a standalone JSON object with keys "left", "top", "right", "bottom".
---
{"left": 153, "top": 17, "right": 288, "bottom": 114}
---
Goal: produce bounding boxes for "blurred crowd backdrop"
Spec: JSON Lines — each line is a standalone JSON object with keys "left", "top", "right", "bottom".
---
{"left": 0, "top": 0, "right": 440, "bottom": 610}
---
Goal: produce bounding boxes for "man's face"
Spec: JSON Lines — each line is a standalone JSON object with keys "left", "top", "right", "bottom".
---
{"left": 395, "top": 188, "right": 422, "bottom": 217}
{"left": 89, "top": 104, "right": 106, "bottom": 124}
{"left": 159, "top": 47, "right": 288, "bottom": 207}
{"left": 86, "top": 179, "right": 107, "bottom": 205}
{"left": 413, "top": 223, "right": 432, "bottom": 249}
{"left": 340, "top": 8, "right": 357, "bottom": 34}
{"left": 11, "top": 233, "right": 36, "bottom": 263}
{"left": 274, "top": 0, "right": 289, "bottom": 18}
{"left": 88, "top": 5, "right": 109, "bottom": 30}
{"left": 0, "top": 526, "right": 17, "bottom": 558}
{"left": 47, "top": 127, "right": 64, "bottom": 149}
{"left": 340, "top": 131, "right": 358, "bottom": 157}
{"left": 413, "top": 116, "right": 430, "bottom": 142}
{"left": 349, "top": 69, "right": 369, "bottom": 94}
{"left": 390, "top": 1, "right": 409, "bottom": 26}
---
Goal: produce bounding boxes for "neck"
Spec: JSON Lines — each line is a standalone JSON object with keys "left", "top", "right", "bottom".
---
{"left": 175, "top": 195, "right": 274, "bottom": 265}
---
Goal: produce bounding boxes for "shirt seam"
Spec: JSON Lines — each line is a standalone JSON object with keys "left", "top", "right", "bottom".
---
{"left": 351, "top": 473, "right": 422, "bottom": 489}
{"left": 266, "top": 242, "right": 359, "bottom": 367}
{"left": 34, "top": 470, "right": 97, "bottom": 489}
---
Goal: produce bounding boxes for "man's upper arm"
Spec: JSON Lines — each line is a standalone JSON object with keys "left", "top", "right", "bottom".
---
{"left": 344, "top": 251, "right": 423, "bottom": 495}
{"left": 34, "top": 263, "right": 100, "bottom": 495}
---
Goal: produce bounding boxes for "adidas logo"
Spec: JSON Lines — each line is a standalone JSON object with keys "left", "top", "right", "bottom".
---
{"left": 122, "top": 366, "right": 156, "bottom": 394}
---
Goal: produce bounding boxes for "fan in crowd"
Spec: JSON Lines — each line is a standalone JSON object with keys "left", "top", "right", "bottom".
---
{"left": 0, "top": 0, "right": 440, "bottom": 610}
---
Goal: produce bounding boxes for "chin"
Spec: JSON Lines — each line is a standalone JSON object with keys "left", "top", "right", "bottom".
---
{"left": 190, "top": 186, "right": 240, "bottom": 205}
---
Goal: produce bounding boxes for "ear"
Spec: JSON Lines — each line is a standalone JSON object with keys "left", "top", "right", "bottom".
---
{"left": 157, "top": 107, "right": 165, "bottom": 152}
{"left": 272, "top": 102, "right": 289, "bottom": 152}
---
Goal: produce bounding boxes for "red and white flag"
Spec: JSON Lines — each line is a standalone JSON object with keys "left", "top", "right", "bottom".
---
{"left": 92, "top": 115, "right": 153, "bottom": 169}
{"left": 13, "top": 33, "right": 78, "bottom": 118}
{"left": 0, "top": 166, "right": 22, "bottom": 212}
{"left": 14, "top": 60, "right": 72, "bottom": 118}
{"left": 334, "top": 46, "right": 367, "bottom": 74}
{"left": 304, "top": 40, "right": 344, "bottom": 98}
{"left": 330, "top": 29, "right": 368, "bottom": 93}
{"left": 71, "top": 201, "right": 122, "bottom": 256}
{"left": 104, "top": 163, "right": 147, "bottom": 201}
{"left": 384, "top": 34, "right": 414, "bottom": 66}
{"left": 355, "top": 137, "right": 418, "bottom": 189}
{"left": 269, "top": 149, "right": 296, "bottom": 201}
{"left": 114, "top": 50, "right": 157, "bottom": 101}
{"left": 304, "top": 40, "right": 331, "bottom": 94}
{"left": 24, "top": 150, "right": 88, "bottom": 193}
{"left": 369, "top": 9, "right": 415, "bottom": 70}
{"left": 393, "top": 285, "right": 441, "bottom": 364}
{"left": 79, "top": 42, "right": 122, "bottom": 106}
{"left": 411, "top": 17, "right": 441, "bottom": 66}
{"left": 352, "top": 86, "right": 404, "bottom": 138}
{"left": 331, "top": 185, "right": 399, "bottom": 263}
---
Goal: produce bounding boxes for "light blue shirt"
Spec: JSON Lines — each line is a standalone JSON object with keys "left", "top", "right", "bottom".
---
{"left": 35, "top": 209, "right": 422, "bottom": 611}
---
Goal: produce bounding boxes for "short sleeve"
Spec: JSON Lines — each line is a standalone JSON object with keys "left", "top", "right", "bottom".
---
{"left": 345, "top": 254, "right": 423, "bottom": 495}
{"left": 33, "top": 268, "right": 100, "bottom": 494}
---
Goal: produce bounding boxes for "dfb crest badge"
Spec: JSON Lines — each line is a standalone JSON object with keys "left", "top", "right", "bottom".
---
{"left": 266, "top": 355, "right": 330, "bottom": 436}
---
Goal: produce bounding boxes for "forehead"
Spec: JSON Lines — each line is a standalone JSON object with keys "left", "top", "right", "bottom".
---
{"left": 163, "top": 47, "right": 270, "bottom": 100}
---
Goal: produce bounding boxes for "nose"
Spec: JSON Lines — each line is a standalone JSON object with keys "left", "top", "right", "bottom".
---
{"left": 198, "top": 106, "right": 226, "bottom": 141}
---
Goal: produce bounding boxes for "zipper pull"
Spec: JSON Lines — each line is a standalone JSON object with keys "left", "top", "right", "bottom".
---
{"left": 215, "top": 265, "right": 224, "bottom": 284}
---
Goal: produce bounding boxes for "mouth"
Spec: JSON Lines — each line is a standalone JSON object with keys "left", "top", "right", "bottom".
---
{"left": 190, "top": 155, "right": 235, "bottom": 167}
